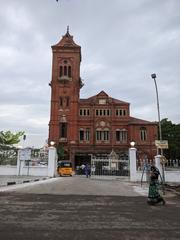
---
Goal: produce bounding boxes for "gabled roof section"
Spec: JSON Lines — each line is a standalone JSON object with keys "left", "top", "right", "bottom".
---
{"left": 52, "top": 26, "right": 81, "bottom": 49}
{"left": 129, "top": 117, "right": 157, "bottom": 125}
{"left": 97, "top": 91, "right": 109, "bottom": 98}
{"left": 79, "top": 91, "right": 129, "bottom": 105}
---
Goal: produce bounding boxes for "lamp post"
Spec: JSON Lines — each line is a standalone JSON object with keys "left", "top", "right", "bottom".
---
{"left": 151, "top": 73, "right": 162, "bottom": 147}
{"left": 151, "top": 73, "right": 165, "bottom": 192}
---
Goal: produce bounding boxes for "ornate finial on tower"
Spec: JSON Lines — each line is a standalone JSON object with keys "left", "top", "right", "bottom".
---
{"left": 67, "top": 25, "right": 69, "bottom": 34}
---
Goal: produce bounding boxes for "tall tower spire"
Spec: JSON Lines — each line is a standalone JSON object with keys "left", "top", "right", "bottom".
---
{"left": 67, "top": 25, "right": 69, "bottom": 34}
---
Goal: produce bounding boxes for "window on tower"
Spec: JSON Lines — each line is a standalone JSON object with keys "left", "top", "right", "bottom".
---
{"left": 64, "top": 66, "right": 67, "bottom": 76}
{"left": 59, "top": 123, "right": 67, "bottom": 138}
{"left": 59, "top": 60, "right": 72, "bottom": 79}
{"left": 60, "top": 66, "right": 63, "bottom": 77}
{"left": 68, "top": 66, "right": 71, "bottom": 77}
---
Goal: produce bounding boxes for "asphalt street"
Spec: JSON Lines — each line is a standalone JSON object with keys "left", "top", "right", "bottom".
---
{"left": 0, "top": 176, "right": 180, "bottom": 240}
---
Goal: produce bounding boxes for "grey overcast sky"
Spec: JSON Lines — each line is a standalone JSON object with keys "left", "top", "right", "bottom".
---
{"left": 0, "top": 0, "right": 180, "bottom": 147}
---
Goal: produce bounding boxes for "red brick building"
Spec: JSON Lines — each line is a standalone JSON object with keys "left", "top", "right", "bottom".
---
{"left": 48, "top": 29, "right": 157, "bottom": 168}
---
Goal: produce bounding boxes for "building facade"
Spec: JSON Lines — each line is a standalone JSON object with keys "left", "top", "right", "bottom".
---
{"left": 48, "top": 29, "right": 158, "bottom": 168}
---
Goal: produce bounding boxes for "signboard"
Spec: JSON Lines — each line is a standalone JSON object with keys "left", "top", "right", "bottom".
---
{"left": 155, "top": 140, "right": 168, "bottom": 149}
{"left": 19, "top": 148, "right": 31, "bottom": 160}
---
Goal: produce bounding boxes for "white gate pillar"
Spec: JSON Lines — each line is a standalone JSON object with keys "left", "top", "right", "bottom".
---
{"left": 48, "top": 146, "right": 57, "bottom": 177}
{"left": 129, "top": 147, "right": 137, "bottom": 181}
{"left": 155, "top": 155, "right": 163, "bottom": 178}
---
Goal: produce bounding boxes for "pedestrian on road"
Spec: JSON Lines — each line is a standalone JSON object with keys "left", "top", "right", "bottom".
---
{"left": 85, "top": 163, "right": 91, "bottom": 178}
{"left": 80, "top": 164, "right": 85, "bottom": 175}
{"left": 147, "top": 166, "right": 165, "bottom": 205}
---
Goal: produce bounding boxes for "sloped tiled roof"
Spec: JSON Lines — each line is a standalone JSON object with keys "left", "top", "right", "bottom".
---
{"left": 129, "top": 117, "right": 157, "bottom": 125}
{"left": 52, "top": 27, "right": 80, "bottom": 49}
{"left": 79, "top": 91, "right": 129, "bottom": 105}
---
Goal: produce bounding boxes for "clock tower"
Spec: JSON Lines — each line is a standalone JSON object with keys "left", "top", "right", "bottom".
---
{"left": 48, "top": 27, "right": 83, "bottom": 153}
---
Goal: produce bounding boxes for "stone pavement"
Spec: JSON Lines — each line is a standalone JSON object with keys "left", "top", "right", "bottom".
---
{"left": 0, "top": 192, "right": 180, "bottom": 240}
{"left": 0, "top": 176, "right": 180, "bottom": 240}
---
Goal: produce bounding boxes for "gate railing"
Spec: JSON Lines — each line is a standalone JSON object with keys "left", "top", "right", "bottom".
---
{"left": 91, "top": 158, "right": 129, "bottom": 176}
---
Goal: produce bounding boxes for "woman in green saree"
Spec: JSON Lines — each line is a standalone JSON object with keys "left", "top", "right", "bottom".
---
{"left": 147, "top": 166, "right": 165, "bottom": 205}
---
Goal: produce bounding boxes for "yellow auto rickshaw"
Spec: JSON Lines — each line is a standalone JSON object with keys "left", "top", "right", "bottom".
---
{"left": 57, "top": 161, "right": 73, "bottom": 176}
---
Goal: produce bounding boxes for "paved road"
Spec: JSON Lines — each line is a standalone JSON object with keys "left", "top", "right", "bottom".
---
{"left": 6, "top": 176, "right": 141, "bottom": 196}
{"left": 0, "top": 176, "right": 180, "bottom": 240}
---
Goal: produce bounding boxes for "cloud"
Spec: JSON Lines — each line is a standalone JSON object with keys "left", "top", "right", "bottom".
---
{"left": 0, "top": 0, "right": 179, "bottom": 147}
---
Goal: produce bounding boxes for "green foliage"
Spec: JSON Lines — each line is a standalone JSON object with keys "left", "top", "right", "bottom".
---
{"left": 56, "top": 145, "right": 65, "bottom": 160}
{"left": 0, "top": 131, "right": 25, "bottom": 146}
{"left": 161, "top": 118, "right": 180, "bottom": 159}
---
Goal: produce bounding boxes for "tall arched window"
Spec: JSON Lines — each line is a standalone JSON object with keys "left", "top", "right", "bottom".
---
{"left": 140, "top": 127, "right": 147, "bottom": 141}
{"left": 60, "top": 66, "right": 63, "bottom": 77}
{"left": 68, "top": 66, "right": 71, "bottom": 77}
{"left": 64, "top": 66, "right": 67, "bottom": 76}
{"left": 96, "top": 128, "right": 109, "bottom": 142}
{"left": 116, "top": 129, "right": 127, "bottom": 142}
{"left": 59, "top": 60, "right": 72, "bottom": 78}
{"left": 59, "top": 122, "right": 67, "bottom": 138}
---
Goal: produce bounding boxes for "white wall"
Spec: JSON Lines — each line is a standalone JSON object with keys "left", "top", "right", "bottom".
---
{"left": 20, "top": 166, "right": 48, "bottom": 176}
{"left": 0, "top": 165, "right": 48, "bottom": 176}
{"left": 0, "top": 166, "right": 17, "bottom": 175}
{"left": 129, "top": 149, "right": 180, "bottom": 183}
{"left": 165, "top": 171, "right": 180, "bottom": 183}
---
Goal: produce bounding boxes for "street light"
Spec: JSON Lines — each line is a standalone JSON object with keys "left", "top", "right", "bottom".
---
{"left": 130, "top": 141, "right": 136, "bottom": 148}
{"left": 151, "top": 73, "right": 162, "bottom": 148}
{"left": 151, "top": 73, "right": 165, "bottom": 192}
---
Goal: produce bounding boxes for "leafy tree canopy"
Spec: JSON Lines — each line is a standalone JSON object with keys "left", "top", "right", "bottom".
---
{"left": 161, "top": 118, "right": 180, "bottom": 159}
{"left": 0, "top": 131, "right": 24, "bottom": 146}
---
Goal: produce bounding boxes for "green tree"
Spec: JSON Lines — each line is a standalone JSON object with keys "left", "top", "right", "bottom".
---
{"left": 0, "top": 131, "right": 24, "bottom": 165}
{"left": 0, "top": 131, "right": 24, "bottom": 146}
{"left": 56, "top": 144, "right": 65, "bottom": 161}
{"left": 161, "top": 119, "right": 180, "bottom": 159}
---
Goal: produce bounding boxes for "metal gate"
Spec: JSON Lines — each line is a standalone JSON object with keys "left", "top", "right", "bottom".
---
{"left": 91, "top": 151, "right": 129, "bottom": 177}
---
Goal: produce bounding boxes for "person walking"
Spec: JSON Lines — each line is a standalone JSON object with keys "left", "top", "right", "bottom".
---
{"left": 85, "top": 163, "right": 91, "bottom": 178}
{"left": 147, "top": 166, "right": 165, "bottom": 205}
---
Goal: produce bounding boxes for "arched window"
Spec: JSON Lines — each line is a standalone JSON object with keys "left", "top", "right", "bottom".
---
{"left": 59, "top": 60, "right": 72, "bottom": 79}
{"left": 96, "top": 128, "right": 109, "bottom": 141}
{"left": 140, "top": 127, "right": 147, "bottom": 141}
{"left": 59, "top": 123, "right": 67, "bottom": 138}
{"left": 68, "top": 66, "right": 71, "bottom": 77}
{"left": 60, "top": 66, "right": 63, "bottom": 77}
{"left": 116, "top": 129, "right": 127, "bottom": 142}
{"left": 64, "top": 66, "right": 67, "bottom": 76}
{"left": 79, "top": 128, "right": 84, "bottom": 141}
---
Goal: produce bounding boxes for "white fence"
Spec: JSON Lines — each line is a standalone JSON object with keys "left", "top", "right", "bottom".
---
{"left": 129, "top": 147, "right": 180, "bottom": 183}
{"left": 0, "top": 147, "right": 57, "bottom": 177}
